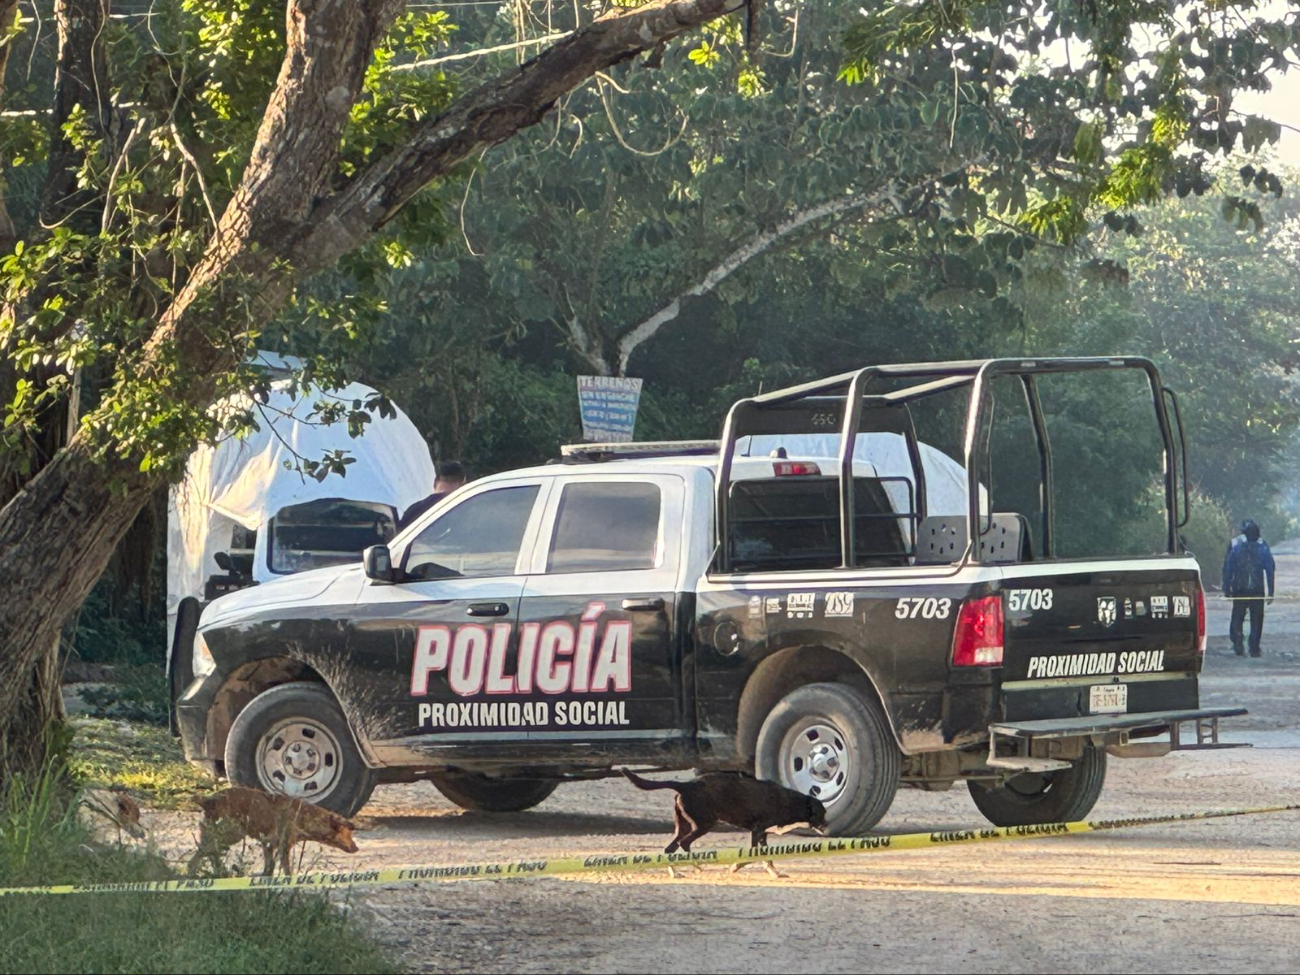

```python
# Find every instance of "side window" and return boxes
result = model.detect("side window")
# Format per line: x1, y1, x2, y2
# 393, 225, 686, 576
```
404, 485, 539, 581
547, 482, 661, 573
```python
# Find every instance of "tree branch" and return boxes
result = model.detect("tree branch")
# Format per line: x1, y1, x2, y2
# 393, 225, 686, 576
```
392, 31, 573, 71
145, 0, 406, 371
292, 0, 747, 274
612, 178, 930, 375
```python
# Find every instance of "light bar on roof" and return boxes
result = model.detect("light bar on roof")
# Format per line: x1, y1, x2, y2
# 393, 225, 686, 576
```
559, 440, 720, 461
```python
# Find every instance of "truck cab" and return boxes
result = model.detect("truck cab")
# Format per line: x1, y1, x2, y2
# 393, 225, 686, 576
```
176, 357, 1243, 831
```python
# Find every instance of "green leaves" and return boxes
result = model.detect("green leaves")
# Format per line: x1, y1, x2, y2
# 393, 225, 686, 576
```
1221, 195, 1264, 234
1072, 122, 1104, 168
840, 0, 982, 86
687, 41, 721, 67
1241, 116, 1282, 154
300, 450, 357, 483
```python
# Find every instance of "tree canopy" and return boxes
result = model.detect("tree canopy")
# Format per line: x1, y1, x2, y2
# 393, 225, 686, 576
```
1, 0, 1299, 778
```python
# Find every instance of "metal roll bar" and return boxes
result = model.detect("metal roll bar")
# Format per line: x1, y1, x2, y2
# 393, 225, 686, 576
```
714, 356, 1185, 572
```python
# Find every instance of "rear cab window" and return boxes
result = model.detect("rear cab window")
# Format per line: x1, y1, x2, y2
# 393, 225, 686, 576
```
728, 475, 907, 572
547, 481, 662, 573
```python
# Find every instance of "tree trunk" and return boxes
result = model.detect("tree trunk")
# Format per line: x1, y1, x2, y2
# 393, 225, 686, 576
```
0, 440, 147, 783
0, 0, 115, 774
0, 0, 22, 256
0, 635, 65, 778
0, 0, 745, 784
42, 0, 115, 225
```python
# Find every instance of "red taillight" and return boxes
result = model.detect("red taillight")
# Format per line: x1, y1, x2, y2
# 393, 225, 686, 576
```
1196, 586, 1206, 655
773, 460, 821, 476
952, 595, 1004, 667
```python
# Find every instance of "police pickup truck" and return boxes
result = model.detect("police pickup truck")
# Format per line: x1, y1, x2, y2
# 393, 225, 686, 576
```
175, 357, 1244, 832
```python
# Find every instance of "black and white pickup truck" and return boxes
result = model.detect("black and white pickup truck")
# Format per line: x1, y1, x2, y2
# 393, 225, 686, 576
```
175, 357, 1244, 831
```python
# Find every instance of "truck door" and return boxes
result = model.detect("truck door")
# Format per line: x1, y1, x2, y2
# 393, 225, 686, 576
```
516, 473, 690, 759
354, 478, 550, 746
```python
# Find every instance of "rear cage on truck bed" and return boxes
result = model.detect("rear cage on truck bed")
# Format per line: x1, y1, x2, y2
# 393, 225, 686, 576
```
714, 356, 1241, 762
715, 356, 1190, 569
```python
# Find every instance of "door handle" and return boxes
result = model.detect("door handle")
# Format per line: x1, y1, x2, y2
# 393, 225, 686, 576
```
621, 597, 664, 612
468, 602, 510, 617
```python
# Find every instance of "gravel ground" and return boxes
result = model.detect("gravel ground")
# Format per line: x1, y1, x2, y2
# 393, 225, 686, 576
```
138, 557, 1300, 974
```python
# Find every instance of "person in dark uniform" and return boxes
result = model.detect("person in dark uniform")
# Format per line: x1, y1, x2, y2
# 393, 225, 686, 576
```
398, 461, 467, 532
1222, 518, 1275, 657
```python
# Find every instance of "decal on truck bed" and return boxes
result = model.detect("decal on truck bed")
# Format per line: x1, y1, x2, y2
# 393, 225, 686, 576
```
1025, 650, 1166, 679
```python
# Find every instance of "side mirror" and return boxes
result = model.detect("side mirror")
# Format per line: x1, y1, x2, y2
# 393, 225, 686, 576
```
363, 544, 396, 584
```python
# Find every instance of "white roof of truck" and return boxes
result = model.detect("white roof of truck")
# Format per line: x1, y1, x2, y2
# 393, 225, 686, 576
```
501, 432, 978, 518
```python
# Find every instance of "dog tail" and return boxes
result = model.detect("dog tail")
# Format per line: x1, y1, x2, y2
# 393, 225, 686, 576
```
620, 769, 688, 792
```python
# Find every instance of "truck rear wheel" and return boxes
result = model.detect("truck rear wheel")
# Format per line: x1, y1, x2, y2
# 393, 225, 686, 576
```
755, 682, 901, 835
431, 773, 559, 812
968, 744, 1107, 827
224, 682, 378, 818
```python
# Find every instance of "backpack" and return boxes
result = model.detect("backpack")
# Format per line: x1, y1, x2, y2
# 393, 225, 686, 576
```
1231, 540, 1266, 594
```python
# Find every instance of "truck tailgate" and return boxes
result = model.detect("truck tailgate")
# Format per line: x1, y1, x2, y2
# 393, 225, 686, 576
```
998, 564, 1202, 722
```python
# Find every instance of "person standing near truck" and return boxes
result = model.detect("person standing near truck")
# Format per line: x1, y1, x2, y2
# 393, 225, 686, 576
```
398, 461, 467, 531
1223, 518, 1275, 657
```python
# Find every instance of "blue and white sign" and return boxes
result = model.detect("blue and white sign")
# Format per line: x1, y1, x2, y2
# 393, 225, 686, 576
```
577, 375, 643, 443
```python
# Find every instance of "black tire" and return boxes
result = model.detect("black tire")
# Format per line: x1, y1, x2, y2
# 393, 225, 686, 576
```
755, 682, 901, 835
968, 744, 1107, 827
224, 682, 378, 818
431, 773, 559, 812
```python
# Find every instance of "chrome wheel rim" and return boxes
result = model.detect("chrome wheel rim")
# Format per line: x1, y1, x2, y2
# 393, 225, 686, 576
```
779, 719, 851, 805
255, 718, 342, 800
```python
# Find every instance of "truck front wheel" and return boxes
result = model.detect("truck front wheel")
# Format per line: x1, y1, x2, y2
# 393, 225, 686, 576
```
967, 744, 1107, 827
224, 682, 378, 818
431, 773, 559, 812
755, 682, 901, 835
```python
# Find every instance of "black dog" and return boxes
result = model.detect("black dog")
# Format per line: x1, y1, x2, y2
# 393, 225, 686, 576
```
622, 769, 827, 872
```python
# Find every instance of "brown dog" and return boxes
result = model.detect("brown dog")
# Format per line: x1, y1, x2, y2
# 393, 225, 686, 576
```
622, 769, 827, 876
187, 787, 359, 876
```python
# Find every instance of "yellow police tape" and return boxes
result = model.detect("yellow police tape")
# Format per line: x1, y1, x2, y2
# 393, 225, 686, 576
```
1, 802, 1297, 898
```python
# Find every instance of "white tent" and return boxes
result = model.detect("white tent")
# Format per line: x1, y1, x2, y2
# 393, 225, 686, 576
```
167, 378, 435, 628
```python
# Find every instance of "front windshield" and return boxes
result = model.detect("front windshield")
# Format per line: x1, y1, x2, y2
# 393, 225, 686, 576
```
268, 498, 397, 574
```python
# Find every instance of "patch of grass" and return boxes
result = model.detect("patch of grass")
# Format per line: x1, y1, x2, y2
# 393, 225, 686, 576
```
68, 717, 219, 810
0, 765, 395, 974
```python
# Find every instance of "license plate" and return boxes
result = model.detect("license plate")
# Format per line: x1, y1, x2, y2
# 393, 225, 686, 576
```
1090, 683, 1128, 714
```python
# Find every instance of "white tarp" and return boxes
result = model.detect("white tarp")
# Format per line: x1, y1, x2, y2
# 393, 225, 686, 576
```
737, 432, 982, 518
167, 379, 434, 620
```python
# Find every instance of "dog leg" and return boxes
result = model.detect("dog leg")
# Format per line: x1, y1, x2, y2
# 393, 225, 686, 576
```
663, 800, 690, 854
188, 822, 226, 877
260, 840, 278, 877
676, 821, 713, 853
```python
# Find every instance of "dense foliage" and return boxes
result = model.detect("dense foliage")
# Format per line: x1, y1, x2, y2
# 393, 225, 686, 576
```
267, 0, 1300, 549
0, 0, 1295, 691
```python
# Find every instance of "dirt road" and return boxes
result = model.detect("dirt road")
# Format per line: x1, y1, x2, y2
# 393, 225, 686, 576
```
158, 560, 1300, 974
